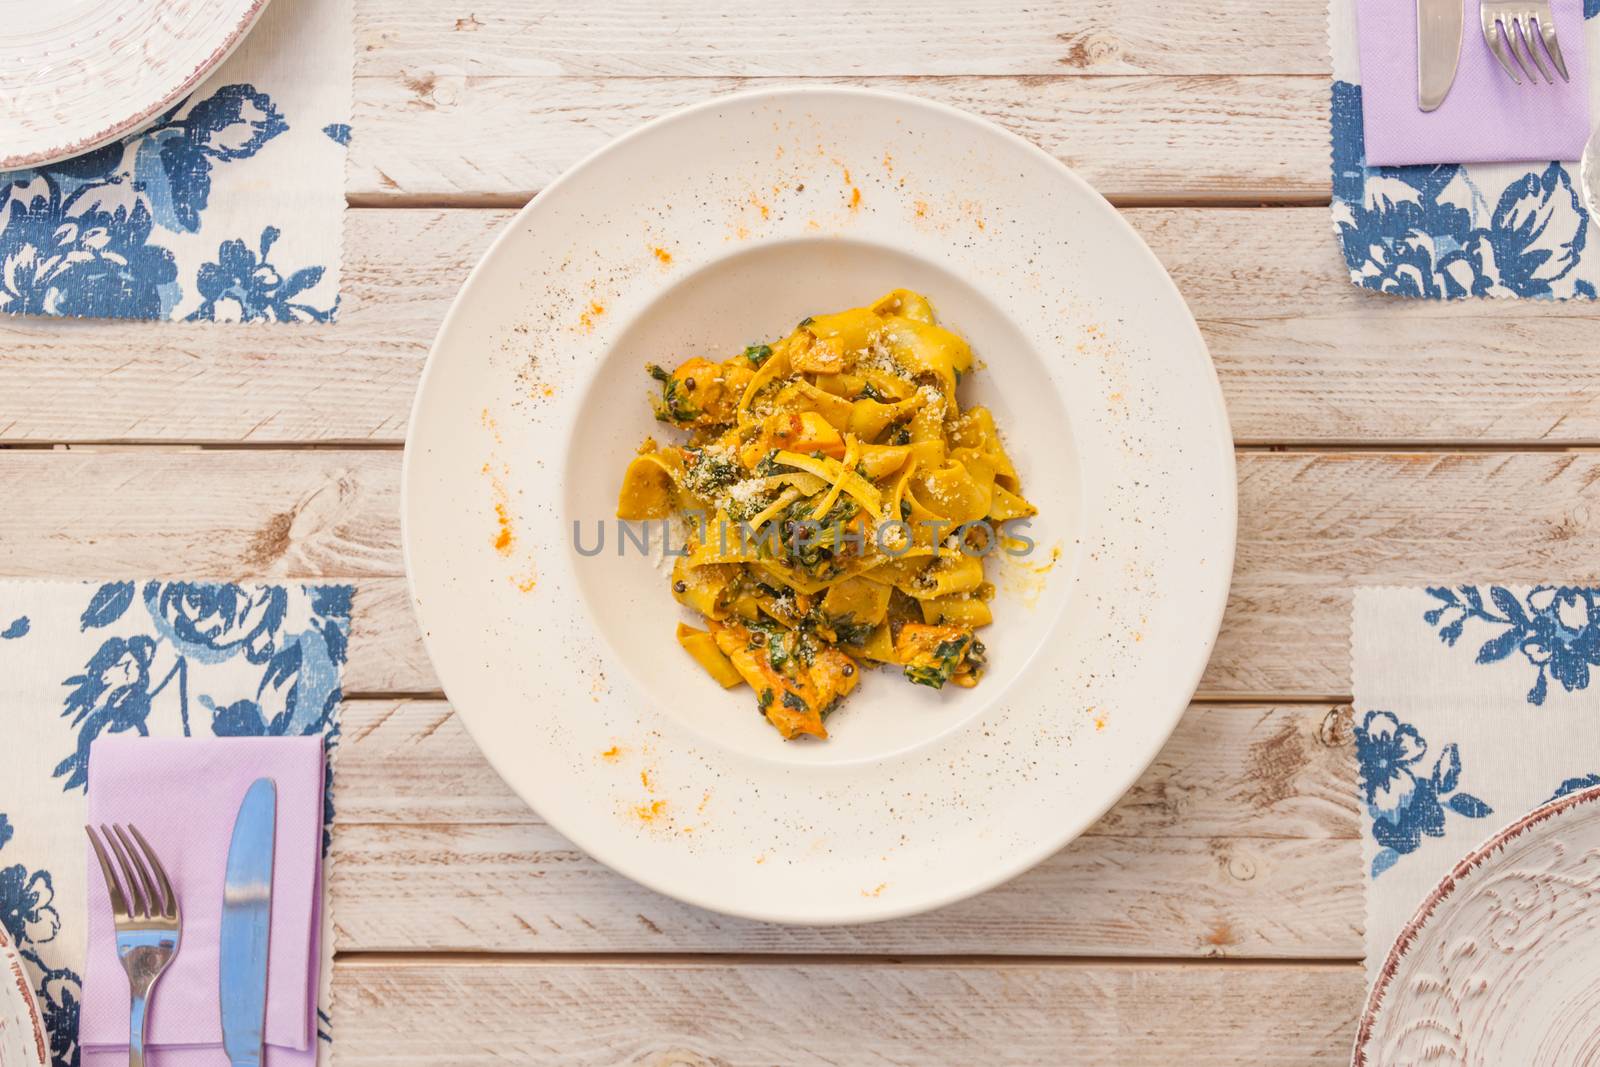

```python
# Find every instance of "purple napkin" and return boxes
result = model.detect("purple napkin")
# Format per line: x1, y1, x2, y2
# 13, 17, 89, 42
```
1357, 0, 1589, 165
79, 737, 324, 1065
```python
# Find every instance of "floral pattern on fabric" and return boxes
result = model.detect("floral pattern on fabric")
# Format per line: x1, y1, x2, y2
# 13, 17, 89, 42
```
52, 583, 349, 801
0, 82, 340, 323
1424, 585, 1600, 705
0, 814, 82, 1067
1550, 773, 1600, 802
1356, 586, 1600, 987
1356, 710, 1494, 878
1331, 80, 1593, 300
0, 581, 351, 1067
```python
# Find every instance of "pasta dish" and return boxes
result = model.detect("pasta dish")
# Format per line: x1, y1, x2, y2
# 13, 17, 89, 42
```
616, 290, 1036, 740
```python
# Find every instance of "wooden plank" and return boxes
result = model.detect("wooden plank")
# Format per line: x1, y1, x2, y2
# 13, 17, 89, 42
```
0, 449, 400, 577
329, 700, 1360, 957
332, 824, 1358, 957
332, 958, 1363, 1066
346, 578, 436, 695
0, 211, 503, 446
334, 700, 1354, 835
4, 448, 1599, 697
1132, 211, 1600, 447
1210, 451, 1600, 697
347, 75, 1328, 205
12, 209, 1600, 447
357, 0, 1328, 78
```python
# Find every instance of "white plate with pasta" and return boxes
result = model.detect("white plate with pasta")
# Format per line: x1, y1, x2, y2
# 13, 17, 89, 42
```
403, 87, 1236, 924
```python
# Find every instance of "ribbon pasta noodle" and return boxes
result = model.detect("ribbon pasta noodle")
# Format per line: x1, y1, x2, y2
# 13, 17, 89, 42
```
615, 290, 1037, 740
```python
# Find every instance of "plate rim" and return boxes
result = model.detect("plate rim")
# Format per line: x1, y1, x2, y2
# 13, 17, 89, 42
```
401, 84, 1238, 925
1352, 782, 1600, 1063
0, 927, 48, 1067
0, 0, 274, 172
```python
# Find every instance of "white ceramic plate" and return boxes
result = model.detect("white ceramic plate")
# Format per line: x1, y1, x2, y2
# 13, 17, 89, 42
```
1356, 785, 1600, 1065
0, 0, 271, 171
0, 929, 48, 1067
403, 87, 1236, 924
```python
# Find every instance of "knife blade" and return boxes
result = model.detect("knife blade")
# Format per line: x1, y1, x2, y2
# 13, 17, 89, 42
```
1417, 0, 1464, 111
220, 778, 276, 1067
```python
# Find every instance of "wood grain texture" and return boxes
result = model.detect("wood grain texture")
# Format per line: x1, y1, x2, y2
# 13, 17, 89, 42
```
347, 0, 1333, 202
329, 700, 1360, 957
1134, 211, 1600, 447
1213, 452, 1600, 696
332, 958, 1363, 1065
334, 701, 1355, 836
348, 75, 1326, 205
2, 448, 1596, 697
0, 449, 399, 577
357, 0, 1328, 77
11, 209, 1600, 447
0, 211, 500, 445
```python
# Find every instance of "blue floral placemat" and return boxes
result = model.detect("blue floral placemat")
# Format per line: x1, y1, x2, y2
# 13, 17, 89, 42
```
1331, 0, 1599, 298
0, 0, 351, 322
0, 581, 351, 1067
1354, 585, 1600, 986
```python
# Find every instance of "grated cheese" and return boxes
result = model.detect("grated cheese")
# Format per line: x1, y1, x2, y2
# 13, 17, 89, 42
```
726, 478, 770, 507
856, 335, 904, 376
717, 475, 777, 518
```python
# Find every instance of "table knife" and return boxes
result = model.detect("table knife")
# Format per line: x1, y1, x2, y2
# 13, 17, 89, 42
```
1417, 0, 1464, 110
220, 778, 276, 1067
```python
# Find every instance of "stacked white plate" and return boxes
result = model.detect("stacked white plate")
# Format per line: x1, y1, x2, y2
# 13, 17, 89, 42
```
1, 0, 270, 170
0, 929, 47, 1067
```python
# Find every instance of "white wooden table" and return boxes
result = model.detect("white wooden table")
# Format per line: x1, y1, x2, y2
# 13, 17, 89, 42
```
7, 2, 1596, 1061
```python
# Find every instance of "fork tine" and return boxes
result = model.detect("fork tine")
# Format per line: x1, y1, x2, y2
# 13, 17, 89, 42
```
85, 826, 131, 919
1535, 14, 1570, 81
127, 825, 177, 920
1515, 16, 1554, 82
1505, 17, 1540, 82
101, 823, 148, 918
113, 825, 162, 920
1486, 17, 1525, 83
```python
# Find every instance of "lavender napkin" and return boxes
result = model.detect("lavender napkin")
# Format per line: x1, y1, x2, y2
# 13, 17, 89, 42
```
79, 737, 325, 1065
1356, 0, 1589, 165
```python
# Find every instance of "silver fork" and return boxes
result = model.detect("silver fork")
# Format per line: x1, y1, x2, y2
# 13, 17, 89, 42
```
1482, 0, 1570, 84
85, 825, 181, 1067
